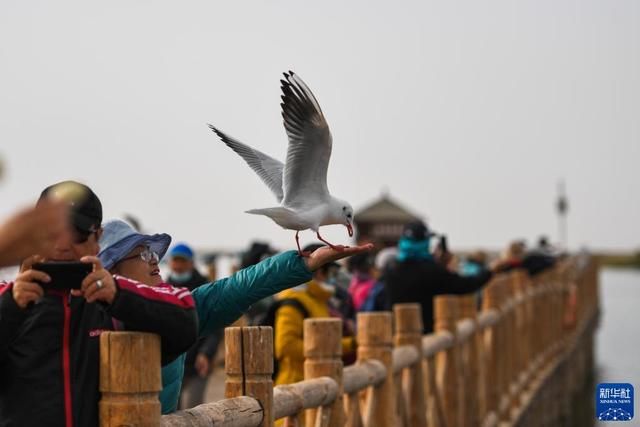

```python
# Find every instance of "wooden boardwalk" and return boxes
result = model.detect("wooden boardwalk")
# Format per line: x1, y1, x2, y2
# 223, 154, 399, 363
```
100, 255, 599, 427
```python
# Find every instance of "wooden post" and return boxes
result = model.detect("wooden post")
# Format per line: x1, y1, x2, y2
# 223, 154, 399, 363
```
393, 303, 427, 427
543, 275, 553, 366
512, 272, 529, 379
459, 295, 480, 427
513, 270, 534, 417
357, 312, 395, 427
244, 327, 274, 427
225, 327, 244, 398
423, 353, 447, 427
481, 279, 504, 420
502, 276, 516, 420
497, 279, 512, 422
531, 277, 543, 369
523, 275, 535, 384
99, 332, 161, 427
225, 326, 274, 427
304, 318, 345, 427
434, 295, 461, 427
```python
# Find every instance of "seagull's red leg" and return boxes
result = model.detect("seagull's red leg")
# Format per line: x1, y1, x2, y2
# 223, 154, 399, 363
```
295, 231, 311, 257
316, 231, 345, 251
295, 231, 303, 255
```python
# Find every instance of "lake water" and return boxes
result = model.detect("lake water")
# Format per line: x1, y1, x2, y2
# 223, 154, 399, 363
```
596, 268, 640, 385
595, 268, 640, 425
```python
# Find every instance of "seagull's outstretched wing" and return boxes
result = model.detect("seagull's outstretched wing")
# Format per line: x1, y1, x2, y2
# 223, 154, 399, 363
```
209, 125, 285, 202
280, 71, 332, 208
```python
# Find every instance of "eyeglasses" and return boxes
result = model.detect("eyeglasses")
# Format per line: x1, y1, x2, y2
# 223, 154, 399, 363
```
120, 248, 160, 264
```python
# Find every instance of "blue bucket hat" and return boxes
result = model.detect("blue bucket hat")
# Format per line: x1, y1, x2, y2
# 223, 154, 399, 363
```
98, 219, 171, 270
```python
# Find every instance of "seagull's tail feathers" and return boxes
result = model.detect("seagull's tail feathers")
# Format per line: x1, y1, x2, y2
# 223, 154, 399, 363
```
245, 207, 298, 230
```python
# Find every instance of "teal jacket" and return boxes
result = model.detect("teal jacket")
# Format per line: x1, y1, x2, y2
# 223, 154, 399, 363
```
160, 250, 312, 413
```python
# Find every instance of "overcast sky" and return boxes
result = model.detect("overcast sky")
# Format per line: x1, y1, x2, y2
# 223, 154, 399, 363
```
0, 0, 638, 253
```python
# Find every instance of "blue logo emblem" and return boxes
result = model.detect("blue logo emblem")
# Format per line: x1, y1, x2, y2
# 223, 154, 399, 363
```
596, 383, 634, 421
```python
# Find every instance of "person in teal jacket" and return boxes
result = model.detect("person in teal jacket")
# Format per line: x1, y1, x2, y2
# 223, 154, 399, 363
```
98, 219, 372, 413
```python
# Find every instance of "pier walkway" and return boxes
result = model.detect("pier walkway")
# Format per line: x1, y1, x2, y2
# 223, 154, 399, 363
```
99, 255, 599, 427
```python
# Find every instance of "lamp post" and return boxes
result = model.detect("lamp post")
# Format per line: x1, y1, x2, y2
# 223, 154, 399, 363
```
556, 180, 569, 249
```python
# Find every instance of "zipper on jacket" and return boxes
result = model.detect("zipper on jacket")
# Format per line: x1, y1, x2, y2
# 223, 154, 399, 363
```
62, 292, 73, 427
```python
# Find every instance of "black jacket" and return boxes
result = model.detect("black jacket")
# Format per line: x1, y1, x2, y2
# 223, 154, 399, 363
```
385, 259, 492, 333
522, 252, 557, 276
0, 276, 198, 427
167, 269, 221, 378
166, 269, 209, 292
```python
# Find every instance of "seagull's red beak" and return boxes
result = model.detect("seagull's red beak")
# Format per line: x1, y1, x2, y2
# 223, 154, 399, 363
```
346, 223, 354, 237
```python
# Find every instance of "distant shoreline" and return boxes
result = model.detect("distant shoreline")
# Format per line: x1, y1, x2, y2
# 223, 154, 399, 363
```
596, 254, 640, 269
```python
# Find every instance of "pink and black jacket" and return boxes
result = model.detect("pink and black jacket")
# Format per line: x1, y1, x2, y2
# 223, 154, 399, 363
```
0, 276, 197, 427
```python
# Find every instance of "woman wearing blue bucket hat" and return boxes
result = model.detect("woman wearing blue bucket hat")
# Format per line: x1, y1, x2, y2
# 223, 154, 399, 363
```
99, 220, 171, 283
99, 219, 373, 414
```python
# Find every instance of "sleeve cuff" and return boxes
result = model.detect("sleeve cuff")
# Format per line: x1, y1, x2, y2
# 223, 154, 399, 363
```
289, 250, 313, 277
100, 276, 121, 314
0, 284, 29, 325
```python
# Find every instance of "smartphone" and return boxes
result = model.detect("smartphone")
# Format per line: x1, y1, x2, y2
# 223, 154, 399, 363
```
32, 262, 92, 291
439, 235, 448, 253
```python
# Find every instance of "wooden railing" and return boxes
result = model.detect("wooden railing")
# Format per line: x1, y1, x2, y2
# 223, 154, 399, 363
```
100, 255, 599, 427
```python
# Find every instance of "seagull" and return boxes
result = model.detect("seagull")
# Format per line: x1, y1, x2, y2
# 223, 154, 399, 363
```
208, 71, 354, 255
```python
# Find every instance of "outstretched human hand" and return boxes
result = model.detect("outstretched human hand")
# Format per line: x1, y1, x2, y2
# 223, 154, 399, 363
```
0, 201, 67, 268
303, 243, 374, 272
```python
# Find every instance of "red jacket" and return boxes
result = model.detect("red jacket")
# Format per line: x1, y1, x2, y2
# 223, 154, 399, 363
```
348, 274, 376, 311
0, 276, 197, 427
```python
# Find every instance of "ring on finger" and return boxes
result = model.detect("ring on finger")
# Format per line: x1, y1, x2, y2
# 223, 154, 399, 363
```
96, 279, 104, 290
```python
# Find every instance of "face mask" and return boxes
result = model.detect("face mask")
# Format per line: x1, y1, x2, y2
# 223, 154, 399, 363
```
318, 281, 336, 294
293, 283, 307, 291
171, 271, 193, 283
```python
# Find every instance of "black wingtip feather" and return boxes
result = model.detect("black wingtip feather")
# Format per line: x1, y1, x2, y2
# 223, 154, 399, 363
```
207, 124, 230, 144
207, 124, 222, 136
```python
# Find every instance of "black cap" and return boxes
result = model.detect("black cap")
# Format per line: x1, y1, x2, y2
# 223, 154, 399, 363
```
347, 252, 373, 273
39, 181, 102, 233
240, 241, 275, 269
202, 253, 218, 266
402, 220, 432, 241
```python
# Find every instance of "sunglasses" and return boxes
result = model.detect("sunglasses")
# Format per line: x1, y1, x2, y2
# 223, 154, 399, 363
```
120, 248, 160, 264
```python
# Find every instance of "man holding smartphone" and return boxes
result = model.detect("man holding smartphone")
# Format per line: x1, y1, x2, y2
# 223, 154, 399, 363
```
0, 181, 198, 427
385, 221, 494, 334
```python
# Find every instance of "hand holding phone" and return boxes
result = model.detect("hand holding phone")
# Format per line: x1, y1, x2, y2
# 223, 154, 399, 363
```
12, 256, 49, 309
439, 235, 448, 254
72, 256, 118, 305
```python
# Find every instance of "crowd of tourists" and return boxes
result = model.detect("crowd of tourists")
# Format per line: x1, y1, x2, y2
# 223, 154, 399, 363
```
0, 180, 559, 426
